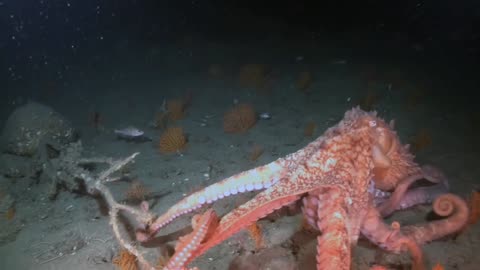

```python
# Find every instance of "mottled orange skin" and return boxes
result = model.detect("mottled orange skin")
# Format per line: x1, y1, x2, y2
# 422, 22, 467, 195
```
143, 107, 469, 270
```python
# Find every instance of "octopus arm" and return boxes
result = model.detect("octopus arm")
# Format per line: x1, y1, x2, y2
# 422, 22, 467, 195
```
361, 205, 425, 270
186, 194, 299, 264
401, 193, 469, 245
142, 160, 286, 240
378, 165, 450, 217
164, 209, 219, 270
181, 179, 315, 266
394, 182, 449, 211
378, 172, 425, 216
313, 187, 352, 270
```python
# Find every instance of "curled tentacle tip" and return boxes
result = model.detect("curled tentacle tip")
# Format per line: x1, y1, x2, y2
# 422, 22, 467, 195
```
390, 221, 401, 230
433, 194, 455, 217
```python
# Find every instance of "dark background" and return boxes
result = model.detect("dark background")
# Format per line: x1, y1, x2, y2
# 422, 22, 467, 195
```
1, 0, 479, 100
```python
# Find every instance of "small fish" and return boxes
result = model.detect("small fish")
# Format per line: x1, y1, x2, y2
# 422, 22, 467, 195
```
114, 126, 151, 142
258, 112, 272, 120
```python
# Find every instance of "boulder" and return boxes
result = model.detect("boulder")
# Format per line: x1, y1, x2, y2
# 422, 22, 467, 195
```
0, 102, 76, 156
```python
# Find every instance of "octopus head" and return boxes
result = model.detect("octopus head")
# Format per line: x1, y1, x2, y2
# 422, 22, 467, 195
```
340, 107, 421, 191
368, 118, 420, 191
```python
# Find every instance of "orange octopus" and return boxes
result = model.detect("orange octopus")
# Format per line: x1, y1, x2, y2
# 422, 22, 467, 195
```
137, 107, 469, 270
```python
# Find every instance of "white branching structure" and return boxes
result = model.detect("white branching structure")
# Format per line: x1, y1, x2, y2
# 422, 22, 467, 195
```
39, 141, 156, 269
40, 141, 174, 269
79, 152, 157, 270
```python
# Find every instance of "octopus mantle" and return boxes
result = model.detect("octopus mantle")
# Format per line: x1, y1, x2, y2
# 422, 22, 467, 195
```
137, 107, 469, 270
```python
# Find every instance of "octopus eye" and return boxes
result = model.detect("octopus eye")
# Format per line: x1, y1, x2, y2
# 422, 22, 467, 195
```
376, 129, 394, 154
368, 120, 377, 127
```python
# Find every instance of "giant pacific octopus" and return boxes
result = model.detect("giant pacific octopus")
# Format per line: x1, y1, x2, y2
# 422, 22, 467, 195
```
137, 107, 469, 270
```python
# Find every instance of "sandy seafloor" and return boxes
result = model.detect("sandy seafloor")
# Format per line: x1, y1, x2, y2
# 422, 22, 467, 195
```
0, 36, 479, 270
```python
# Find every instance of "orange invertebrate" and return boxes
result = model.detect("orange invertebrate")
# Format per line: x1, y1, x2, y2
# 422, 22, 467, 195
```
296, 71, 313, 93
431, 263, 444, 270
249, 144, 264, 161
154, 111, 169, 130
125, 181, 150, 203
247, 222, 265, 250
359, 89, 380, 111
113, 249, 138, 270
304, 121, 316, 137
223, 103, 257, 133
238, 64, 270, 91
5, 207, 15, 220
167, 99, 187, 121
409, 129, 432, 153
158, 127, 187, 154
467, 190, 480, 225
